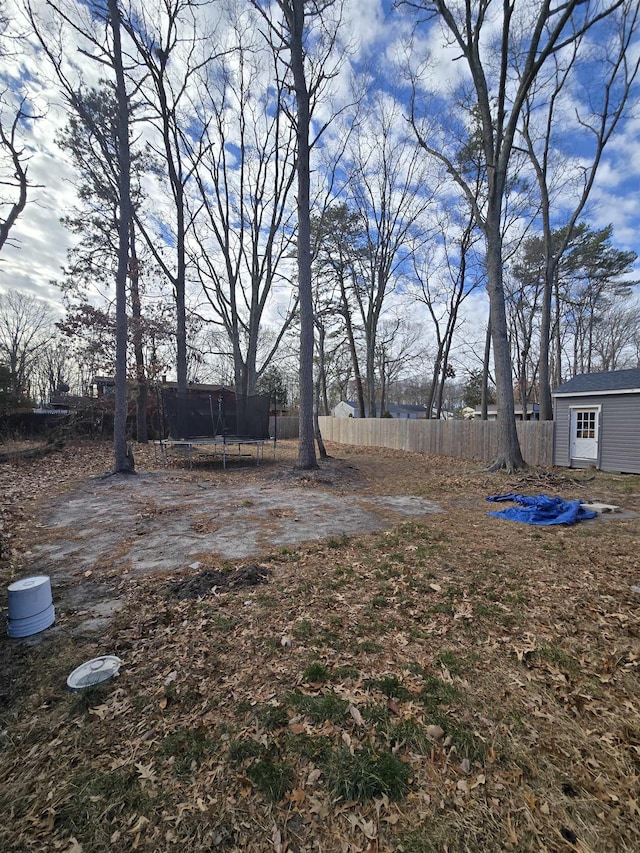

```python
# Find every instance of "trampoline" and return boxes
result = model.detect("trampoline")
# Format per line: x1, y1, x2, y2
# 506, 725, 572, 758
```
154, 388, 275, 469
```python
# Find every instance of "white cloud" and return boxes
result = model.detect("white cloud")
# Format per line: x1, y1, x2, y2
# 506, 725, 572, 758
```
2, 0, 639, 387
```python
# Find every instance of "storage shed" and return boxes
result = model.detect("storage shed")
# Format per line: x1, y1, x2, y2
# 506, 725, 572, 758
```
552, 368, 640, 473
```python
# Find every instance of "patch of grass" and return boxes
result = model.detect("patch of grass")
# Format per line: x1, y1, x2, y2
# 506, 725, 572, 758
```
377, 563, 402, 579
285, 732, 333, 763
357, 640, 383, 654
56, 769, 155, 844
228, 738, 265, 766
159, 726, 219, 776
435, 650, 464, 675
212, 614, 238, 631
333, 664, 360, 680
278, 547, 300, 561
387, 719, 432, 754
333, 564, 355, 579
426, 601, 452, 615
326, 533, 349, 548
323, 745, 410, 802
292, 619, 314, 640
446, 719, 488, 763
474, 601, 503, 618
235, 699, 254, 716
355, 620, 383, 638
362, 702, 392, 727
67, 682, 112, 716
502, 591, 528, 607
419, 674, 460, 712
288, 691, 349, 724
365, 675, 412, 701
246, 758, 294, 802
370, 595, 390, 608
316, 627, 344, 650
256, 703, 290, 730
533, 644, 581, 675
303, 661, 330, 683
398, 827, 453, 853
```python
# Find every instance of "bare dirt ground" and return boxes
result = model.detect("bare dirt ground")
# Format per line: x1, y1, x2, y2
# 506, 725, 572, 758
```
0, 438, 639, 853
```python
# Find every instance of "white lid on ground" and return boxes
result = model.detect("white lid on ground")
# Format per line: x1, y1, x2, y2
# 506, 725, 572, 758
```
67, 656, 122, 691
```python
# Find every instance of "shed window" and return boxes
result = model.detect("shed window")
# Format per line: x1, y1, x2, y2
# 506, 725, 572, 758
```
576, 410, 596, 439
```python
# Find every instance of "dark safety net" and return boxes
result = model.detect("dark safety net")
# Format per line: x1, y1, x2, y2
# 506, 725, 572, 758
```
161, 389, 271, 441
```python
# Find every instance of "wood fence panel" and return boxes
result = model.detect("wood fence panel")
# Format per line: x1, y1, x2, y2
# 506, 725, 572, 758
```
317, 416, 554, 467
271, 416, 299, 440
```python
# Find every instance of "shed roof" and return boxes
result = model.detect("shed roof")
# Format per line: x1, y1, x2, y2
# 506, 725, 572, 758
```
553, 368, 640, 397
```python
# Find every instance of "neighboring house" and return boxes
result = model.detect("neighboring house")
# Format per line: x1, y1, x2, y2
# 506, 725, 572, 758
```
552, 368, 640, 474
332, 401, 362, 418
472, 403, 540, 421
332, 401, 429, 419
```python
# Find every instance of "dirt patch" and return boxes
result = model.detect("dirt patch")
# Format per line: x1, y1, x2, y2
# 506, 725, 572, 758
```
15, 463, 442, 606
170, 563, 270, 599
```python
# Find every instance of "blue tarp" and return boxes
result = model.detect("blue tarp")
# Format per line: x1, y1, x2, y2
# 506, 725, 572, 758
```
486, 494, 598, 526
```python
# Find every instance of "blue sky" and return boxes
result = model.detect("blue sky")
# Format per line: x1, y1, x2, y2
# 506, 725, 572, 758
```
1, 0, 640, 368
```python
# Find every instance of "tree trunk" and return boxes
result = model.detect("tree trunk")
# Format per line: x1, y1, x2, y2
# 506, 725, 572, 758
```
288, 0, 317, 470
129, 224, 148, 443
481, 319, 491, 420
486, 225, 525, 472
314, 324, 328, 459
340, 279, 365, 417
366, 342, 377, 418
109, 0, 134, 474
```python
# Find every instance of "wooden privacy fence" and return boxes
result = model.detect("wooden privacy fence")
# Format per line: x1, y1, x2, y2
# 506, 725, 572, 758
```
271, 416, 300, 440
317, 416, 555, 467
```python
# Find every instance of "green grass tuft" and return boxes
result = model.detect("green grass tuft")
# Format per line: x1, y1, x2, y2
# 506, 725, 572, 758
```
256, 703, 290, 730
288, 691, 349, 724
159, 726, 219, 776
303, 661, 330, 682
246, 758, 294, 802
324, 746, 410, 802
365, 675, 412, 701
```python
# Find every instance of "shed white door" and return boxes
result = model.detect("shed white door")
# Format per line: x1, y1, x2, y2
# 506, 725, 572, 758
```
570, 407, 600, 462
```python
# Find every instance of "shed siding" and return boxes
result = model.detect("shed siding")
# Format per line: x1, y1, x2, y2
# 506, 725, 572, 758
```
553, 399, 571, 467
600, 394, 640, 473
553, 393, 640, 473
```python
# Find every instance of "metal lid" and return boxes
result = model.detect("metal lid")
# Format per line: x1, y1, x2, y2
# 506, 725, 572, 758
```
67, 656, 122, 691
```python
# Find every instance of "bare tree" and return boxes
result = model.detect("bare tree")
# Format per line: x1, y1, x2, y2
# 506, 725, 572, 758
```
0, 289, 53, 401
27, 0, 135, 472
0, 5, 39, 253
505, 248, 543, 417
311, 204, 367, 417
404, 0, 629, 470
190, 5, 298, 400
347, 92, 434, 416
374, 317, 426, 416
55, 85, 152, 442
590, 298, 640, 371
519, 0, 640, 418
411, 206, 484, 419
123, 0, 228, 416
249, 0, 347, 469
0, 97, 31, 253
